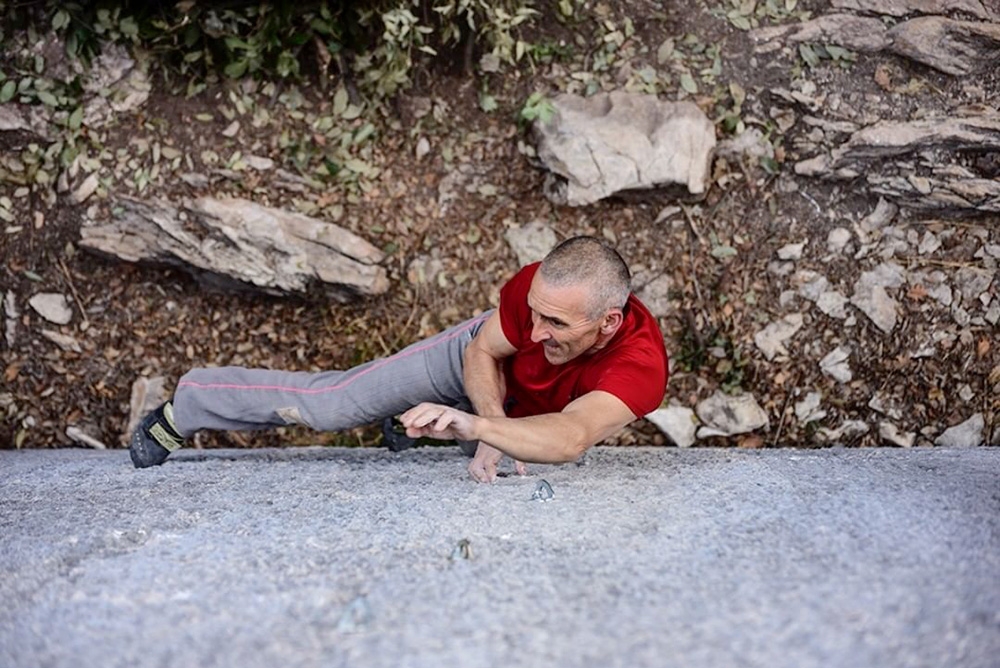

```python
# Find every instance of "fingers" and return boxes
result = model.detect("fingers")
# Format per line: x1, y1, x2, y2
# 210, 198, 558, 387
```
467, 458, 496, 484
514, 459, 527, 476
400, 403, 458, 439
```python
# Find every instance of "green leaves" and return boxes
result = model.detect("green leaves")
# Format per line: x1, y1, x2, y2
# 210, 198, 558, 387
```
0, 80, 15, 103
519, 92, 555, 125
479, 92, 498, 113
680, 72, 698, 94
52, 10, 71, 31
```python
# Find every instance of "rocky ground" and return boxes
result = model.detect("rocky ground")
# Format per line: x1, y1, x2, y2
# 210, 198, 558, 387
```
1, 0, 998, 451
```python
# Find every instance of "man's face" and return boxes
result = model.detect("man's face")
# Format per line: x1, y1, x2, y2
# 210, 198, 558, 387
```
526, 273, 608, 365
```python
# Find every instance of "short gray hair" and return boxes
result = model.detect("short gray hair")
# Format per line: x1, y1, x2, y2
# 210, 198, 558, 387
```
539, 236, 631, 319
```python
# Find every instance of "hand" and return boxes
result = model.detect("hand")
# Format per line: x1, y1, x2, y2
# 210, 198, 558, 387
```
468, 442, 528, 484
400, 403, 478, 442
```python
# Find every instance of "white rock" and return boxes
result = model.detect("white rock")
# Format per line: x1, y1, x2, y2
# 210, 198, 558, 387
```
934, 413, 985, 447
753, 313, 804, 361
245, 155, 275, 171
820, 346, 853, 383
125, 376, 169, 446
851, 263, 906, 333
795, 392, 827, 423
716, 127, 774, 160
860, 197, 897, 232
918, 231, 941, 255
415, 136, 431, 161
504, 221, 557, 267
654, 205, 681, 223
827, 227, 852, 253
29, 293, 72, 325
954, 267, 994, 306
645, 405, 698, 448
816, 290, 849, 319
66, 426, 107, 449
406, 255, 445, 285
817, 419, 869, 444
41, 329, 82, 353
793, 270, 830, 302
221, 120, 240, 138
777, 241, 806, 261
879, 421, 915, 447
634, 273, 673, 318
3, 290, 16, 348
779, 290, 798, 308
868, 392, 903, 420
70, 173, 100, 204
696, 391, 770, 437
985, 302, 1000, 325
768, 261, 795, 277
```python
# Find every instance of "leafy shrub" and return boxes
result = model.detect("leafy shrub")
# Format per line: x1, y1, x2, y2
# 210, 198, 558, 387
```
0, 0, 540, 101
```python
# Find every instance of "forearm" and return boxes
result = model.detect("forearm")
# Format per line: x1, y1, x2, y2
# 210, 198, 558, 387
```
470, 412, 590, 464
463, 344, 506, 418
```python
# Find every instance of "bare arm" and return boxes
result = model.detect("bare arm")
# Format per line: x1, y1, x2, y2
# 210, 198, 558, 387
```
462, 310, 516, 419
401, 390, 638, 464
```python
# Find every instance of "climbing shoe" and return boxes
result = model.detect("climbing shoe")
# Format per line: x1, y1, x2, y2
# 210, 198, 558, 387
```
129, 401, 184, 468
382, 416, 419, 452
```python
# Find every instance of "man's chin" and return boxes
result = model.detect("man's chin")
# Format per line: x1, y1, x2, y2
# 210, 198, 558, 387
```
542, 347, 570, 365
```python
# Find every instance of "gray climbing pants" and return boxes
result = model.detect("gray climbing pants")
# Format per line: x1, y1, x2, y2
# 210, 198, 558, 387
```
171, 311, 491, 438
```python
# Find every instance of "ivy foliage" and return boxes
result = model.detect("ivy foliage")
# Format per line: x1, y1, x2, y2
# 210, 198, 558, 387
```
0, 0, 539, 100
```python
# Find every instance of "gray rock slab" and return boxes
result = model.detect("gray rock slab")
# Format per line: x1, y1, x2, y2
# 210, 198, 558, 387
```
533, 92, 715, 205
831, 0, 995, 20
79, 196, 389, 301
1, 447, 998, 668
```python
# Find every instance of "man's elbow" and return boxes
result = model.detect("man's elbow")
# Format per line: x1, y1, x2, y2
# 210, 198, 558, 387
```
555, 433, 592, 463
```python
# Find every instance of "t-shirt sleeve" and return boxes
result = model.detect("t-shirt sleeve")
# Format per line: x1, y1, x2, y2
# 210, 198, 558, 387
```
592, 349, 668, 418
498, 263, 539, 349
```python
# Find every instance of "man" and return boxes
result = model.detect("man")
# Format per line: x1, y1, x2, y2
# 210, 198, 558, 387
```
130, 236, 669, 483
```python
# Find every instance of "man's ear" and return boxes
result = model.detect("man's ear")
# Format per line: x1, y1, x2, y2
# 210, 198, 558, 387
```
601, 309, 624, 334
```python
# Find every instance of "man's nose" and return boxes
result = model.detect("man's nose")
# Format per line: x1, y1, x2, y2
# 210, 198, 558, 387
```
530, 320, 550, 343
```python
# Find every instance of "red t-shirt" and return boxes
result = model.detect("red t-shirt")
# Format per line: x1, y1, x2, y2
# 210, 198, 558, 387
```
498, 263, 668, 419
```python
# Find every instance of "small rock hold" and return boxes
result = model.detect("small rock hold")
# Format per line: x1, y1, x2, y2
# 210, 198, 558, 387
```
29, 293, 73, 325
531, 480, 555, 501
336, 596, 373, 633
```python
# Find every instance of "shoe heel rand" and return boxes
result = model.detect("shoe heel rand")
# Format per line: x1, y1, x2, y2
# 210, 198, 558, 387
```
148, 423, 183, 452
